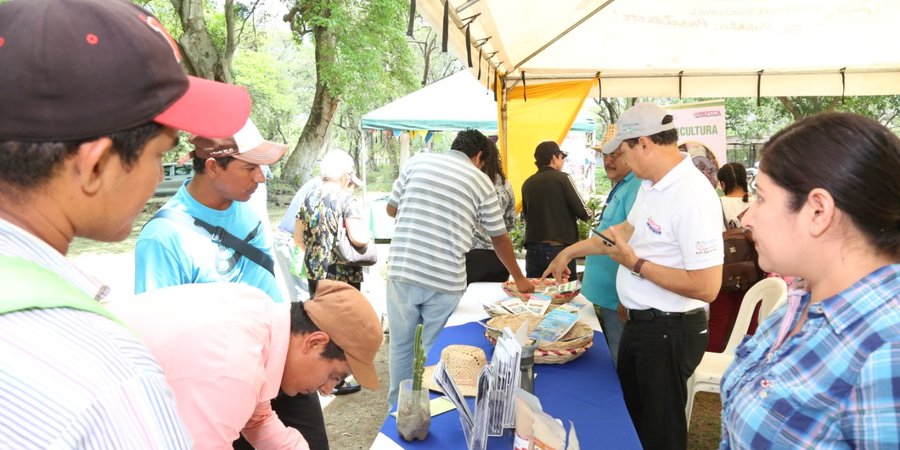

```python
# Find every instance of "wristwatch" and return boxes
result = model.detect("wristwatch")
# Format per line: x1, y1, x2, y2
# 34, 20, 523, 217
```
631, 258, 647, 279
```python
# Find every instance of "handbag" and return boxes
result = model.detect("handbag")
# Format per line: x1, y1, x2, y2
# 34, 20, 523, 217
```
333, 217, 377, 266
720, 208, 763, 292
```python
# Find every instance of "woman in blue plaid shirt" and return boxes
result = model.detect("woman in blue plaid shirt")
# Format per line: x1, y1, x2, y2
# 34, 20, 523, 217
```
719, 112, 899, 449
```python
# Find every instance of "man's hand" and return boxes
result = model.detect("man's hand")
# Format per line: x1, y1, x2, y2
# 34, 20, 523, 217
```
605, 227, 638, 269
515, 276, 535, 294
541, 252, 572, 283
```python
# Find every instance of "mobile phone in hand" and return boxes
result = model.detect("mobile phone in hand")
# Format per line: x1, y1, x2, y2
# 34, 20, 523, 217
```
591, 228, 616, 247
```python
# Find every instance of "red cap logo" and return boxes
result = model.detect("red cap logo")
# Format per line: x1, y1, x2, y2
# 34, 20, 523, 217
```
140, 14, 181, 63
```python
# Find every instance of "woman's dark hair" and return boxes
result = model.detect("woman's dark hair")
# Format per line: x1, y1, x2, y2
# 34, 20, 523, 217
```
761, 111, 900, 258
0, 122, 163, 192
717, 162, 749, 202
450, 129, 488, 158
290, 302, 347, 361
192, 155, 235, 174
480, 137, 506, 183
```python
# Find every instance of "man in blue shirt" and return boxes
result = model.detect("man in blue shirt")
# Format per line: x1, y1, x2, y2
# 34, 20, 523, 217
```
580, 145, 641, 364
135, 119, 286, 301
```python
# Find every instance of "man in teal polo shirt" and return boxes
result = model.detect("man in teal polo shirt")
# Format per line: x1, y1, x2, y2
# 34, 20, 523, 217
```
581, 145, 641, 364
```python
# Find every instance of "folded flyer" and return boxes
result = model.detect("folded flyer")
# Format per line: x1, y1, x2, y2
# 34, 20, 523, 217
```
528, 307, 579, 342
498, 297, 529, 315
525, 294, 552, 316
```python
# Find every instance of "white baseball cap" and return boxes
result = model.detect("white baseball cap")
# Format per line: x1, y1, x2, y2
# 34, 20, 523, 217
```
600, 103, 676, 154
189, 118, 288, 165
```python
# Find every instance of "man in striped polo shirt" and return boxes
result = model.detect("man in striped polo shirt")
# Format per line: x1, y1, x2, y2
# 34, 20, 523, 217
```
384, 129, 533, 405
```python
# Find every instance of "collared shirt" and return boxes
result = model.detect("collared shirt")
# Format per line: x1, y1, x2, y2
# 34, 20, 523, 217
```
617, 154, 723, 312
581, 171, 641, 309
109, 282, 303, 450
720, 264, 900, 449
0, 217, 192, 449
387, 150, 505, 293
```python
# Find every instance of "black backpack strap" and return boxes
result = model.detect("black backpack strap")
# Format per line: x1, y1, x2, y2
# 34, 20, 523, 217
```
148, 208, 275, 275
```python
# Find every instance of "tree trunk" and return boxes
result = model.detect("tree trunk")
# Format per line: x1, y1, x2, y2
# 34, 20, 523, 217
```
281, 25, 341, 184
170, 0, 234, 83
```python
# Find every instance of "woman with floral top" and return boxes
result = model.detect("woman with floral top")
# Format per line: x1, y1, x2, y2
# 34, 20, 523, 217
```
719, 112, 899, 449
296, 150, 371, 297
465, 137, 516, 284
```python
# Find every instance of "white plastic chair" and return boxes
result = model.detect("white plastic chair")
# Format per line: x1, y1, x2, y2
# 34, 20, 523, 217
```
685, 277, 788, 428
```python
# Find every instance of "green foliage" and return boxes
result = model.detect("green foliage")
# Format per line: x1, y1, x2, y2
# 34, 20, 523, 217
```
135, 0, 182, 35
509, 219, 525, 254
411, 324, 425, 391
366, 163, 397, 193
576, 193, 606, 242
233, 32, 315, 145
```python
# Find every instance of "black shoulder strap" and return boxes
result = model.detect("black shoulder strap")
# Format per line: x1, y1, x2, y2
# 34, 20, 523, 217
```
148, 208, 275, 275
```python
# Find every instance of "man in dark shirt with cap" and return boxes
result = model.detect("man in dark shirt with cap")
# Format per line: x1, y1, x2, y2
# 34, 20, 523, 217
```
520, 141, 590, 279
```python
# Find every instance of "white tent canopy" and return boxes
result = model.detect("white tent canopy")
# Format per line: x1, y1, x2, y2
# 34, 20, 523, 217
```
361, 70, 594, 132
415, 0, 900, 97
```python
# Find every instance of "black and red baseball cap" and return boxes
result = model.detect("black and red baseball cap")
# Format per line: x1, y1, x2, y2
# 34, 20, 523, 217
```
0, 0, 251, 142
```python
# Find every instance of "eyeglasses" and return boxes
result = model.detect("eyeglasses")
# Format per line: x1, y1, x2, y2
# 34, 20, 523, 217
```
603, 151, 622, 161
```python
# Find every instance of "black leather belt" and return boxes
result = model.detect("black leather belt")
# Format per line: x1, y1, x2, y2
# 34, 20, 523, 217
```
626, 307, 705, 322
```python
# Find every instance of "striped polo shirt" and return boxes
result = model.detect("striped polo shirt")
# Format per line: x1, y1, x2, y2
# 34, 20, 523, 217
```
387, 150, 506, 293
0, 218, 192, 449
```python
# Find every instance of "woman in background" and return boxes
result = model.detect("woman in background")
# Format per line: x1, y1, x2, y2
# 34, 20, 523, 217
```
465, 137, 516, 284
296, 150, 370, 297
719, 112, 899, 448
707, 162, 755, 352
718, 162, 752, 228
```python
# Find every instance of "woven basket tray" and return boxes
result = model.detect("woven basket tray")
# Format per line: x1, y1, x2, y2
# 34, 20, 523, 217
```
484, 314, 593, 364
502, 279, 580, 305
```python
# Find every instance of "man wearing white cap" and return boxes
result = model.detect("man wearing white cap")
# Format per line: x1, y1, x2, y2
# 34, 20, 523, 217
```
134, 118, 288, 301
544, 103, 723, 450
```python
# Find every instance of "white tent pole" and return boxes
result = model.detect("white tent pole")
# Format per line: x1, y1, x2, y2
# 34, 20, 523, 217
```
399, 131, 410, 171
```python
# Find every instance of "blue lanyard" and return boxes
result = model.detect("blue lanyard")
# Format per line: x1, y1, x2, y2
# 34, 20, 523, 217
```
596, 179, 626, 227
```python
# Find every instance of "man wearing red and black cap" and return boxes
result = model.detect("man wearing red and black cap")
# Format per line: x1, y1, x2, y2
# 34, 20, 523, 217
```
0, 0, 250, 447
520, 141, 590, 279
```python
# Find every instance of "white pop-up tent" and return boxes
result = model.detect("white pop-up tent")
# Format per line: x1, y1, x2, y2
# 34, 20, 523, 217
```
414, 0, 900, 97
361, 70, 594, 132
411, 0, 900, 206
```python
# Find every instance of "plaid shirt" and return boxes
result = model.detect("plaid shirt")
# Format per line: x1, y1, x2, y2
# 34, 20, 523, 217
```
720, 264, 899, 449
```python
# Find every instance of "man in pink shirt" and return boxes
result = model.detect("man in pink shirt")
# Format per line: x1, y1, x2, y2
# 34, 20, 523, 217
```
109, 280, 383, 449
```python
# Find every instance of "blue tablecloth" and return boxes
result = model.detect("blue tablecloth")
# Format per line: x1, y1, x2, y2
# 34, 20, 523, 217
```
378, 321, 640, 449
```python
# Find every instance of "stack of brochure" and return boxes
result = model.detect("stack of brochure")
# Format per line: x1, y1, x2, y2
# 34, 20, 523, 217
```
432, 326, 526, 449
541, 280, 581, 295
490, 295, 552, 316
488, 328, 523, 436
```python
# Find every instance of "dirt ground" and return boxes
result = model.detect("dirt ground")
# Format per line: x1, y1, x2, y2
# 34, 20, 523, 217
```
70, 190, 724, 450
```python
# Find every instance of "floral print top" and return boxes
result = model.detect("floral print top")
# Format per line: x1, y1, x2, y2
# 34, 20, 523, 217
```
296, 183, 363, 283
471, 177, 516, 250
